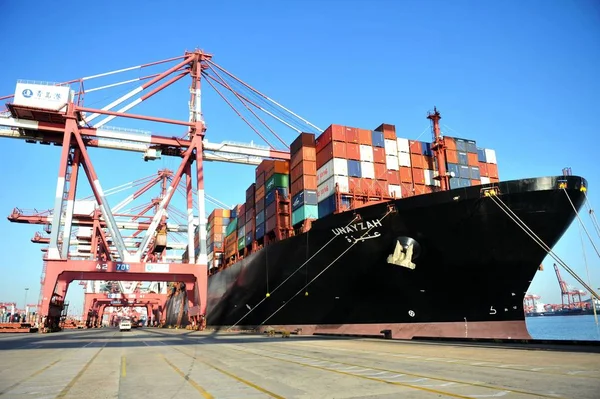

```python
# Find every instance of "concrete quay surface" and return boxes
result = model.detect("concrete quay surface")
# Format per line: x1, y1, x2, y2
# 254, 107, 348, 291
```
0, 328, 598, 398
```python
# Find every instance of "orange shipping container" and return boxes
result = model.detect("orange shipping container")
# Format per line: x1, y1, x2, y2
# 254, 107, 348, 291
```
291, 174, 318, 194
291, 146, 316, 169
487, 163, 499, 179
490, 177, 500, 183
372, 147, 386, 164
210, 233, 223, 243
267, 160, 290, 175
256, 171, 265, 187
467, 152, 478, 167
410, 153, 426, 169
374, 162, 387, 181
399, 167, 413, 183
256, 160, 274, 179
401, 185, 413, 198
348, 177, 375, 194
358, 129, 372, 145
316, 141, 347, 169
412, 168, 425, 184
373, 180, 389, 196
291, 160, 317, 178
383, 130, 396, 140
345, 143, 360, 161
414, 184, 433, 195
444, 136, 457, 151
446, 149, 458, 164
471, 179, 481, 186
344, 127, 359, 143
424, 156, 434, 169
409, 140, 422, 154
478, 162, 489, 177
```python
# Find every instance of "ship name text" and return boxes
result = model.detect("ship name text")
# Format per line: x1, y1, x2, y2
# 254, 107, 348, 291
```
332, 219, 382, 236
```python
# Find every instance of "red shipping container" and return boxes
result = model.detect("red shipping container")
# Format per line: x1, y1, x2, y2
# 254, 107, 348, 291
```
386, 170, 400, 185
444, 137, 457, 151
487, 163, 499, 178
358, 129, 372, 145
467, 152, 478, 167
348, 177, 374, 194
256, 160, 274, 179
345, 143, 360, 160
424, 156, 434, 169
373, 180, 389, 196
328, 124, 346, 142
383, 130, 396, 140
265, 215, 276, 232
372, 147, 386, 164
256, 198, 265, 213
401, 184, 413, 198
414, 184, 433, 195
409, 140, 422, 154
478, 162, 489, 177
412, 168, 425, 184
316, 141, 347, 169
265, 201, 277, 219
267, 160, 290, 176
255, 185, 265, 200
446, 149, 458, 164
399, 167, 412, 183
410, 154, 426, 169
344, 127, 359, 143
374, 163, 387, 181
291, 174, 318, 194
490, 177, 500, 183
471, 179, 481, 186
256, 171, 265, 187
291, 147, 316, 169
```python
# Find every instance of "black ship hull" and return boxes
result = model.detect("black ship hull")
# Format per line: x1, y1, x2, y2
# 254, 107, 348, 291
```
206, 175, 587, 339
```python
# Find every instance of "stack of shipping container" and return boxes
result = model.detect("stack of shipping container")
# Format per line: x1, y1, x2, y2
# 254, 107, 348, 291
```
190, 123, 499, 273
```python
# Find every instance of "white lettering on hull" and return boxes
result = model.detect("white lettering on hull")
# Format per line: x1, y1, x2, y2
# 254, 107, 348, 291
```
332, 219, 383, 244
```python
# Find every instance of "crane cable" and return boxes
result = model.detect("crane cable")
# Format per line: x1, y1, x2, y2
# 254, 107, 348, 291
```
562, 188, 600, 260
486, 191, 600, 302
583, 191, 600, 240
577, 221, 599, 331
227, 213, 362, 329
259, 207, 394, 326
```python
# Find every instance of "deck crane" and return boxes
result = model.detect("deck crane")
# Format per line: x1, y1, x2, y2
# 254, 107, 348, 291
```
0, 48, 321, 329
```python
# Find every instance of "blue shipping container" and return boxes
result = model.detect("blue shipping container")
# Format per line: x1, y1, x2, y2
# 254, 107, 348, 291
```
292, 204, 319, 226
265, 187, 289, 206
466, 141, 477, 154
470, 166, 480, 179
459, 178, 471, 188
208, 243, 215, 253
459, 165, 470, 179
421, 142, 433, 157
292, 190, 318, 211
449, 177, 461, 189
456, 139, 467, 152
256, 210, 265, 225
255, 223, 265, 240
371, 131, 385, 148
458, 151, 468, 165
318, 195, 336, 218
347, 160, 362, 177
447, 163, 460, 178
246, 231, 253, 246
477, 148, 487, 163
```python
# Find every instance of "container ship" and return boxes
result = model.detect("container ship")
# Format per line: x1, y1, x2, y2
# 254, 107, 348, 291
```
192, 108, 587, 340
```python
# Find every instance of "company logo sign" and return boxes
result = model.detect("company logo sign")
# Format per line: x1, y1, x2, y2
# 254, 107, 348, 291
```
22, 89, 33, 98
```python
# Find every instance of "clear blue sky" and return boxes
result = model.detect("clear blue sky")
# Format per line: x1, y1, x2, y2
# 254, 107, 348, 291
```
0, 0, 598, 316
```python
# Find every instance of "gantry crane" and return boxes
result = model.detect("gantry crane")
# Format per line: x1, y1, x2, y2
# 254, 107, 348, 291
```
0, 48, 320, 330
553, 263, 588, 309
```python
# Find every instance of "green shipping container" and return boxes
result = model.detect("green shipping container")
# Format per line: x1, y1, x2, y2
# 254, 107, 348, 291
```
265, 173, 289, 192
225, 218, 238, 237
237, 236, 245, 250
292, 204, 319, 226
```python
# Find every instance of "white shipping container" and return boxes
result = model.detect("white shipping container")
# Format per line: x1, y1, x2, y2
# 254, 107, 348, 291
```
384, 139, 397, 155
317, 158, 348, 185
76, 227, 92, 239
396, 137, 410, 153
360, 161, 375, 179
317, 175, 349, 202
424, 169, 433, 186
359, 144, 374, 162
484, 149, 497, 164
388, 184, 402, 198
73, 200, 96, 216
14, 82, 73, 111
398, 152, 411, 167
385, 155, 399, 170
481, 176, 491, 184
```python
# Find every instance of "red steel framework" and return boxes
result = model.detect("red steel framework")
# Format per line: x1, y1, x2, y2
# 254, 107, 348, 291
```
0, 49, 317, 330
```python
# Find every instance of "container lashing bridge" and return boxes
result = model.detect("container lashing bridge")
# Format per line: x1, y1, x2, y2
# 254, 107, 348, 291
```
0, 48, 320, 330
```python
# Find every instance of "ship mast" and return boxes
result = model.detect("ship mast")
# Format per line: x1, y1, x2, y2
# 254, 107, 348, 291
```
428, 107, 450, 191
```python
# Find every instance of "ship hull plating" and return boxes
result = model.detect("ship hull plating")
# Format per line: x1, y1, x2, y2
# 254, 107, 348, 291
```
206, 176, 587, 339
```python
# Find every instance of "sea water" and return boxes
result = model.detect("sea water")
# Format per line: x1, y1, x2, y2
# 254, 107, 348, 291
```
526, 314, 600, 341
